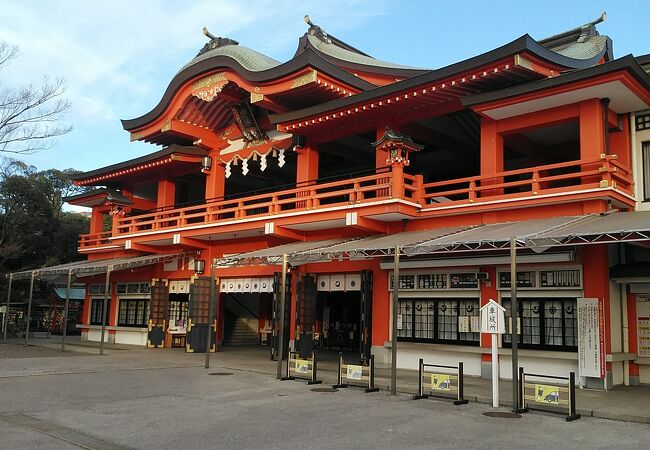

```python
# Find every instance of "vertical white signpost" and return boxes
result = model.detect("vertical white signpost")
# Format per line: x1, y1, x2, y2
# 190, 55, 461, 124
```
481, 299, 506, 408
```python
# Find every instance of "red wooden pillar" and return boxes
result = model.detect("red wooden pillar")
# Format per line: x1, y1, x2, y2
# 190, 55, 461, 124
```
582, 244, 611, 385
295, 141, 318, 210
90, 209, 104, 235
579, 99, 606, 159
480, 117, 504, 197
371, 267, 389, 348
610, 114, 631, 168
579, 99, 606, 189
205, 163, 226, 200
157, 179, 176, 209
296, 142, 319, 186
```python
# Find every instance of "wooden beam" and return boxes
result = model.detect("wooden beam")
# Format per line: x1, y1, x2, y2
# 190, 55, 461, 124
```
161, 119, 225, 144
263, 222, 304, 241
345, 213, 388, 234
250, 93, 289, 113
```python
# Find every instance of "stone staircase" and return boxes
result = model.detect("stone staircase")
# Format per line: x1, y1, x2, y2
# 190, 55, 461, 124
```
224, 315, 259, 346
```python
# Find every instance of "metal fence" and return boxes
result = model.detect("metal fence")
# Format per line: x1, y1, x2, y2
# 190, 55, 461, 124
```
332, 353, 379, 393
282, 351, 322, 385
518, 367, 580, 421
413, 359, 468, 405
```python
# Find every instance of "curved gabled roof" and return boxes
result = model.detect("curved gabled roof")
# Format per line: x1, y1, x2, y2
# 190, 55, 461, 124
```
123, 16, 613, 133
294, 33, 428, 77
271, 33, 612, 126
539, 12, 613, 62
178, 44, 281, 74
121, 45, 377, 131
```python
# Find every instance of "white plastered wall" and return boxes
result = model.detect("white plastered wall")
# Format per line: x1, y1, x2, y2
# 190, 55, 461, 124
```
632, 110, 650, 210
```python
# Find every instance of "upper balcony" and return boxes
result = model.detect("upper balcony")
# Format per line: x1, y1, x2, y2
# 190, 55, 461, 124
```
77, 154, 633, 252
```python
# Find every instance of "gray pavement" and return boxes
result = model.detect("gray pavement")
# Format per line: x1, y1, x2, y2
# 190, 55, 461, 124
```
1, 339, 650, 449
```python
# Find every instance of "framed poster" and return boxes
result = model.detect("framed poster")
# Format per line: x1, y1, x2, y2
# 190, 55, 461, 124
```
636, 295, 650, 358
577, 298, 605, 379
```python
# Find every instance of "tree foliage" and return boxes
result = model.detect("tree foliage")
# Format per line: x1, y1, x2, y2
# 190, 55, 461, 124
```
0, 40, 71, 155
0, 158, 89, 273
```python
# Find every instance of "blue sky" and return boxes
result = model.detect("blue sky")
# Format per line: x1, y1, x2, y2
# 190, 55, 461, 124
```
1, 0, 649, 173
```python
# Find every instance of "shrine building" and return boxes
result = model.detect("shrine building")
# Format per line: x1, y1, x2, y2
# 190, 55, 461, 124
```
14, 14, 650, 389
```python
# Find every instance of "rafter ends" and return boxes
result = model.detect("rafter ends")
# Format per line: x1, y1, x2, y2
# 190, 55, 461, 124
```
291, 70, 318, 89
250, 92, 264, 103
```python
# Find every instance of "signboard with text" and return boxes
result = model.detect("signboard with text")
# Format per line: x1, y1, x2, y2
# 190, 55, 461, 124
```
577, 298, 605, 379
480, 299, 505, 334
636, 296, 650, 358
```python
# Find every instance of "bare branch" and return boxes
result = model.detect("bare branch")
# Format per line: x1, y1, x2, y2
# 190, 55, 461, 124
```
0, 41, 71, 155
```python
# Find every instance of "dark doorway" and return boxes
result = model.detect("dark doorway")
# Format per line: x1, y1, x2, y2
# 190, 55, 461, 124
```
319, 291, 361, 353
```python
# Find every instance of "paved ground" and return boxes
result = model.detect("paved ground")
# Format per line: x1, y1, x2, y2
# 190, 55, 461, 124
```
2, 339, 650, 449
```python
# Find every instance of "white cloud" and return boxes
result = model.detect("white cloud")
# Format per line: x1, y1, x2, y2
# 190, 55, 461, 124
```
0, 0, 388, 170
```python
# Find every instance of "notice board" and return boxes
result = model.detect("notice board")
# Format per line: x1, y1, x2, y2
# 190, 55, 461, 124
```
577, 298, 605, 379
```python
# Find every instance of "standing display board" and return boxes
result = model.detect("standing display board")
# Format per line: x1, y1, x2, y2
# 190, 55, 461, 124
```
147, 279, 168, 348
296, 274, 317, 358
577, 298, 605, 379
637, 295, 650, 358
186, 277, 215, 353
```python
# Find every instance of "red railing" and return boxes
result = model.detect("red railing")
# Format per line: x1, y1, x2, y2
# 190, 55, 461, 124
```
77, 156, 634, 248
420, 155, 632, 208
114, 170, 416, 236
79, 231, 113, 250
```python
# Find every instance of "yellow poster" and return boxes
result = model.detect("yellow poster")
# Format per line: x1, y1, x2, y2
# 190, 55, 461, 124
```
534, 384, 560, 404
346, 365, 363, 380
430, 374, 451, 391
295, 359, 310, 374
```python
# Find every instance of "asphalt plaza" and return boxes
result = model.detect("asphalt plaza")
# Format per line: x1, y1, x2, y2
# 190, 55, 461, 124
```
1, 342, 650, 449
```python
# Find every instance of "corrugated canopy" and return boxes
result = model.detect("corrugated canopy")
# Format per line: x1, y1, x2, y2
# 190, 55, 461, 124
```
525, 211, 650, 247
8, 253, 191, 281
404, 216, 592, 255
214, 211, 650, 268
53, 287, 86, 300
298, 227, 471, 260
216, 238, 356, 266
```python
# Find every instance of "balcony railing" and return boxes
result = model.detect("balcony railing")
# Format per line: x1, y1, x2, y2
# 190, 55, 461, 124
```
77, 155, 633, 250
114, 170, 418, 236
79, 231, 113, 249
420, 155, 632, 208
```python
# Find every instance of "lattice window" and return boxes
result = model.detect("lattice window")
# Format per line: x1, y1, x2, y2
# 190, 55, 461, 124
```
90, 298, 110, 325
437, 299, 458, 341
503, 298, 577, 351
397, 298, 478, 345
636, 113, 650, 131
168, 299, 188, 327
414, 299, 436, 340
118, 299, 149, 327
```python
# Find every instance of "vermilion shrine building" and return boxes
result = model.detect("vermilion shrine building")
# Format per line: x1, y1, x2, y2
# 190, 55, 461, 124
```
58, 15, 650, 388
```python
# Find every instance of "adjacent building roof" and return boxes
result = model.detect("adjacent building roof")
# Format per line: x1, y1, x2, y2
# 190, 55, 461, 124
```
71, 144, 207, 185
538, 12, 613, 62
63, 188, 133, 207
461, 54, 650, 111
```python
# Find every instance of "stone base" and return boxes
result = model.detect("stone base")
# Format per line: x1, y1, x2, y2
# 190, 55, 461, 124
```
481, 361, 493, 380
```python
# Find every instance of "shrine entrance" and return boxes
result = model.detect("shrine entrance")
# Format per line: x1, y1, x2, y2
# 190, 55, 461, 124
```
295, 271, 373, 364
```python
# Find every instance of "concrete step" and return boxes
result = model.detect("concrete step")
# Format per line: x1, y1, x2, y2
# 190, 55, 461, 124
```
224, 318, 258, 345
